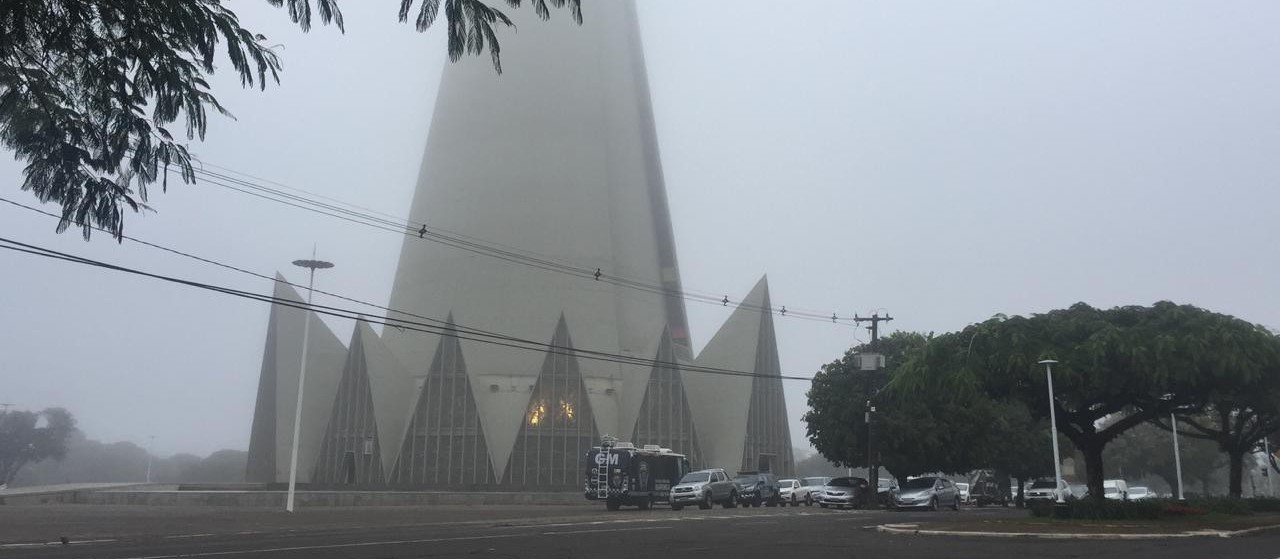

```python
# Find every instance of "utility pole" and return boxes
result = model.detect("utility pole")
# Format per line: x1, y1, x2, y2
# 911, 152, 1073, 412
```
854, 313, 892, 509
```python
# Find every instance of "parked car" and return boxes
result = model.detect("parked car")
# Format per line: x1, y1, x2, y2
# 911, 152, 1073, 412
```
1103, 479, 1129, 501
797, 476, 830, 506
969, 471, 1010, 507
876, 477, 900, 507
778, 479, 802, 506
1069, 483, 1088, 499
895, 476, 960, 511
670, 469, 738, 510
818, 476, 869, 509
1128, 486, 1153, 500
956, 482, 970, 504
1024, 478, 1070, 503
734, 471, 782, 507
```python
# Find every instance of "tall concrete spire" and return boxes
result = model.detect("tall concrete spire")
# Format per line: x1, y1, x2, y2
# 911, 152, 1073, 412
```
380, 1, 693, 481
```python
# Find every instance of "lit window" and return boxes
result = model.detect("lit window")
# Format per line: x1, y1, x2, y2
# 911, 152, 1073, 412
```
559, 400, 575, 422
528, 401, 547, 426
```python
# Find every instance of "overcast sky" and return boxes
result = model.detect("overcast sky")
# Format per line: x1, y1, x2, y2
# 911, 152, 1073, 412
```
3, 0, 1279, 460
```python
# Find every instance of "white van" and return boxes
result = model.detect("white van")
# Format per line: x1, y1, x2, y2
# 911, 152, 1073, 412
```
1103, 479, 1129, 500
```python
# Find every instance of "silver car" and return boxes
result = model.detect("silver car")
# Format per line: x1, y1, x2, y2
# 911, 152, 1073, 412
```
894, 476, 960, 511
796, 476, 830, 506
670, 469, 738, 510
817, 476, 869, 509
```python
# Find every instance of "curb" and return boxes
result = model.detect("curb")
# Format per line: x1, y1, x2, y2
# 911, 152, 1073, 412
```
875, 522, 1280, 540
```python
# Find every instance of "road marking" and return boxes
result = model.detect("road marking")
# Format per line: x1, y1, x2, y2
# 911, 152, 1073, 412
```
115, 534, 527, 559
542, 526, 672, 535
163, 534, 216, 539
0, 539, 116, 548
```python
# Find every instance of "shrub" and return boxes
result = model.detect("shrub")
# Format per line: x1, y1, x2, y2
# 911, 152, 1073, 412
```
1028, 498, 1164, 520
1188, 497, 1252, 516
1245, 497, 1280, 513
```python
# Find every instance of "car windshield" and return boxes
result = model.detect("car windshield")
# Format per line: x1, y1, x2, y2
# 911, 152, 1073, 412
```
802, 478, 827, 486
902, 478, 937, 490
779, 479, 796, 486
1132, 487, 1149, 495
1030, 480, 1057, 489
877, 479, 893, 488
679, 472, 709, 484
827, 478, 856, 487
734, 475, 758, 484
957, 483, 969, 490
1104, 487, 1120, 494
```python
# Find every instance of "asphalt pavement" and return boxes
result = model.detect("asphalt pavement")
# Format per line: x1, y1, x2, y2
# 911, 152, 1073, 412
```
2, 503, 1278, 559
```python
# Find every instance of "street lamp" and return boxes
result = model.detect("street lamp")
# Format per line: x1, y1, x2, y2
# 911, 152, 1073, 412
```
1038, 360, 1066, 506
1163, 395, 1185, 502
145, 435, 155, 483
285, 251, 334, 513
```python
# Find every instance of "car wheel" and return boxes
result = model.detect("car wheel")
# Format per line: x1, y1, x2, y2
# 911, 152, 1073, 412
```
725, 491, 738, 509
805, 495, 813, 506
819, 503, 828, 509
672, 504, 683, 511
698, 492, 712, 510
952, 498, 960, 511
606, 499, 620, 512
766, 496, 778, 508
792, 495, 798, 506
929, 497, 940, 512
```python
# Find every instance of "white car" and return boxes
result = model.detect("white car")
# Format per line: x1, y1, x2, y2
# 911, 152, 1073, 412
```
778, 479, 802, 506
794, 476, 830, 506
1103, 479, 1129, 501
956, 482, 970, 504
1128, 486, 1153, 500
1024, 479, 1070, 503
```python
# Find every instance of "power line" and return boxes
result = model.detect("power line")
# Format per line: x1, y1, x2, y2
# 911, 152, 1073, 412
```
0, 234, 818, 383
175, 160, 856, 325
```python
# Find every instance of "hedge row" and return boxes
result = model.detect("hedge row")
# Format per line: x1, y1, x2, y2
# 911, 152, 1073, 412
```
1028, 497, 1280, 520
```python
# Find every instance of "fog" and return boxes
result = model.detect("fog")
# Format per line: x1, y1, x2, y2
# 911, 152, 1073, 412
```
3, 0, 1279, 459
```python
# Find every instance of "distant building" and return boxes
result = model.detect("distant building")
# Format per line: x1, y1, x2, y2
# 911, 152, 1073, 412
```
245, 0, 793, 489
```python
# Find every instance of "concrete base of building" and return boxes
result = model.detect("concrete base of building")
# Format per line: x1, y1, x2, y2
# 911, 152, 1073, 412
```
0, 484, 583, 507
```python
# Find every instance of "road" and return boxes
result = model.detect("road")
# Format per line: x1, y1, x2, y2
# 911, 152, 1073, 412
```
1, 503, 1278, 559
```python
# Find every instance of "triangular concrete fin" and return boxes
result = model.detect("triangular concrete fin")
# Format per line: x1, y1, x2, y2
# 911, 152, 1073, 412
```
354, 321, 419, 480
503, 315, 600, 487
686, 276, 770, 475
245, 274, 291, 482
391, 316, 497, 486
741, 280, 795, 476
631, 327, 703, 466
268, 275, 349, 483
312, 325, 385, 484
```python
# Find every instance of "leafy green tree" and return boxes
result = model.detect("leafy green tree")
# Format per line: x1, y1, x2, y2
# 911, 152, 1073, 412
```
1153, 394, 1280, 497
0, 408, 77, 486
1104, 419, 1226, 496
0, 0, 580, 240
906, 302, 1280, 501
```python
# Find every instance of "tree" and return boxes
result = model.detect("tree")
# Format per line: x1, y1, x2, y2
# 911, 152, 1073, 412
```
1153, 385, 1280, 497
0, 0, 581, 240
906, 302, 1279, 501
1104, 419, 1226, 496
0, 407, 77, 486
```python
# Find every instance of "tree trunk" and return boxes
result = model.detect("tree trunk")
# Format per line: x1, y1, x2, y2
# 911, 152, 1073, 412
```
1016, 476, 1025, 508
1228, 449, 1245, 498
1082, 443, 1106, 502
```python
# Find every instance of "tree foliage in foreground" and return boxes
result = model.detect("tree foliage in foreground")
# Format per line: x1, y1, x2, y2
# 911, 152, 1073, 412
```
804, 331, 1055, 482
0, 407, 77, 486
0, 0, 581, 240
901, 301, 1280, 501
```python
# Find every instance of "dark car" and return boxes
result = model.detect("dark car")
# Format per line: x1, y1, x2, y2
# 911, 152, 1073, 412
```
733, 471, 782, 507
969, 470, 1010, 507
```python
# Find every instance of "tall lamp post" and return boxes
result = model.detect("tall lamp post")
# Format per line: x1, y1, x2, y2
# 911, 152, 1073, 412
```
1164, 395, 1185, 502
1038, 360, 1066, 507
145, 435, 155, 483
285, 252, 334, 513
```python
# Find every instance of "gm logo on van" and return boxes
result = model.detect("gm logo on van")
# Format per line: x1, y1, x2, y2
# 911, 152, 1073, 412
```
595, 452, 620, 466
